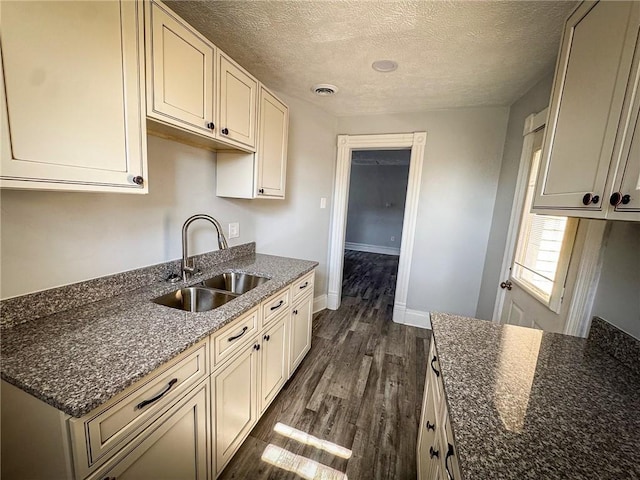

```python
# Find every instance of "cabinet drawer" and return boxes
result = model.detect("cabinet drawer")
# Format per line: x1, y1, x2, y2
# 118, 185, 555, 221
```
262, 287, 290, 327
211, 306, 259, 369
70, 340, 208, 478
291, 271, 314, 303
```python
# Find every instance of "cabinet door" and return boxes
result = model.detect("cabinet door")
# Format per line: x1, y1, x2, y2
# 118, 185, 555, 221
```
259, 314, 288, 414
88, 381, 209, 480
257, 87, 289, 198
218, 53, 257, 149
0, 0, 147, 193
289, 293, 313, 376
608, 32, 640, 221
533, 1, 640, 215
146, 0, 215, 137
213, 342, 259, 475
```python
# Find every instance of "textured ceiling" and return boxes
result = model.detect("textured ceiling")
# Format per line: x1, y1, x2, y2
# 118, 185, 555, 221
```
166, 1, 577, 116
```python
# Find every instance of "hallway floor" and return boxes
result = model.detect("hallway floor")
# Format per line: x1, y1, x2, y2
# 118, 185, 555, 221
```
219, 250, 431, 480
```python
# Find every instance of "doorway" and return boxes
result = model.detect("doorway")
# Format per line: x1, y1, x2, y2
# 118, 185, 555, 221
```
327, 132, 426, 325
342, 149, 411, 308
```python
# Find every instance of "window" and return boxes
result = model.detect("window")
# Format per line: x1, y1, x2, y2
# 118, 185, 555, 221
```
511, 129, 578, 312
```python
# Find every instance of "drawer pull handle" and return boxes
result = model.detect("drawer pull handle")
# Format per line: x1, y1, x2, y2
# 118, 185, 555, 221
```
299, 281, 309, 289
426, 420, 435, 431
228, 326, 249, 342
429, 446, 439, 459
270, 300, 284, 311
136, 378, 178, 410
430, 355, 440, 377
445, 443, 455, 479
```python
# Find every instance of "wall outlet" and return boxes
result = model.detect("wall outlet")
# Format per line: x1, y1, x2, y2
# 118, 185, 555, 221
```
391, 236, 395, 242
320, 197, 327, 209
228, 222, 240, 239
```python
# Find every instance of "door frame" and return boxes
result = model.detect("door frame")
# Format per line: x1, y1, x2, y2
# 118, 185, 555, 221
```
326, 132, 427, 324
492, 109, 607, 337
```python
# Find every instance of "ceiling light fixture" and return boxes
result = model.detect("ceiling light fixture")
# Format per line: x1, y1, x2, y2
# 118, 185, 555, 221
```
372, 60, 398, 73
311, 84, 338, 96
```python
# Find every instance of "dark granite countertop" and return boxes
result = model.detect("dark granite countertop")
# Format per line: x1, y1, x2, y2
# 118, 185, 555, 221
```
1, 248, 317, 418
430, 313, 640, 480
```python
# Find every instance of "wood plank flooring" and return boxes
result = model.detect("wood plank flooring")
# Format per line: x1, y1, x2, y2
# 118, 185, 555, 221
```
219, 250, 431, 480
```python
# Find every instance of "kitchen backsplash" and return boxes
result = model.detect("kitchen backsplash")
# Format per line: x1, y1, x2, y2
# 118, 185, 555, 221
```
0, 242, 255, 329
588, 316, 640, 376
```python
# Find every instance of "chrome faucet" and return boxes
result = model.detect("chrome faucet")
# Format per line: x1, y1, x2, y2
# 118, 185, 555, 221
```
182, 214, 229, 281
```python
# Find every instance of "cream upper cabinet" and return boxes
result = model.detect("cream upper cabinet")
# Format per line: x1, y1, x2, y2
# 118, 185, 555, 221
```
257, 87, 289, 198
533, 1, 640, 219
217, 53, 258, 150
215, 86, 289, 199
145, 0, 216, 137
607, 32, 640, 221
0, 0, 148, 193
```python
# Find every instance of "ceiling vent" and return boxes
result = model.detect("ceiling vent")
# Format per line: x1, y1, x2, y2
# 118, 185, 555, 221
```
311, 84, 338, 96
372, 60, 398, 72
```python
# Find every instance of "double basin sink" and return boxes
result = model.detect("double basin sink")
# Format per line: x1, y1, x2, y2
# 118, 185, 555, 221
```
153, 272, 269, 312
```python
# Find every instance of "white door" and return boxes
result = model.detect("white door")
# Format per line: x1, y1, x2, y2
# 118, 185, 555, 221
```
498, 125, 582, 333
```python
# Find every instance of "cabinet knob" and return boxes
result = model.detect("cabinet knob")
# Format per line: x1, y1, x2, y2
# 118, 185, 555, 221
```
132, 176, 144, 186
221, 128, 229, 135
258, 188, 265, 194
264, 334, 270, 341
429, 446, 439, 459
254, 343, 260, 351
293, 309, 298, 315
582, 193, 599, 205
610, 192, 631, 206
206, 122, 215, 130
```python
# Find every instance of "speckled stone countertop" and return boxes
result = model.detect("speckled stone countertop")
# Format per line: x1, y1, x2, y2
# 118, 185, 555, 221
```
430, 313, 640, 480
1, 248, 317, 418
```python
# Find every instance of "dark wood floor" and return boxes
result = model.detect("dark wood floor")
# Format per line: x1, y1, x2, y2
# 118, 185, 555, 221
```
219, 250, 431, 480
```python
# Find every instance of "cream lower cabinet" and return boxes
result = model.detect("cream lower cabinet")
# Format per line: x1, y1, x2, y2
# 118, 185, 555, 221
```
417, 341, 461, 480
289, 291, 313, 376
87, 380, 210, 480
533, 1, 640, 219
0, 0, 147, 193
259, 314, 289, 414
212, 339, 260, 476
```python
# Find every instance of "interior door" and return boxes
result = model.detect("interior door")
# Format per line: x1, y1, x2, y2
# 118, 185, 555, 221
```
499, 127, 582, 333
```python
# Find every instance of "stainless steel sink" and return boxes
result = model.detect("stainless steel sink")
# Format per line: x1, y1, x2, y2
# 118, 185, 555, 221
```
153, 287, 238, 312
200, 272, 269, 295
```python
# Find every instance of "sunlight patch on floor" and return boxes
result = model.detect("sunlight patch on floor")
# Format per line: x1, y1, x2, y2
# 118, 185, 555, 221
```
274, 422, 353, 459
261, 444, 348, 480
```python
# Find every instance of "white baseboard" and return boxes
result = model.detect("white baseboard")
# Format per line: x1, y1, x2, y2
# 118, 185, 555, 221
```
393, 303, 431, 329
313, 294, 327, 314
327, 292, 340, 310
345, 242, 400, 256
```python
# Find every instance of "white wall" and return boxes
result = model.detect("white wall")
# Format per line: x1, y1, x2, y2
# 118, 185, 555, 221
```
224, 92, 338, 300
346, 163, 409, 250
475, 72, 555, 320
591, 221, 640, 339
338, 107, 509, 317
0, 93, 338, 300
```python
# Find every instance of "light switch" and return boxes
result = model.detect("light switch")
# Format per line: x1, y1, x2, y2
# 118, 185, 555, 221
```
228, 222, 240, 239
320, 197, 327, 209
